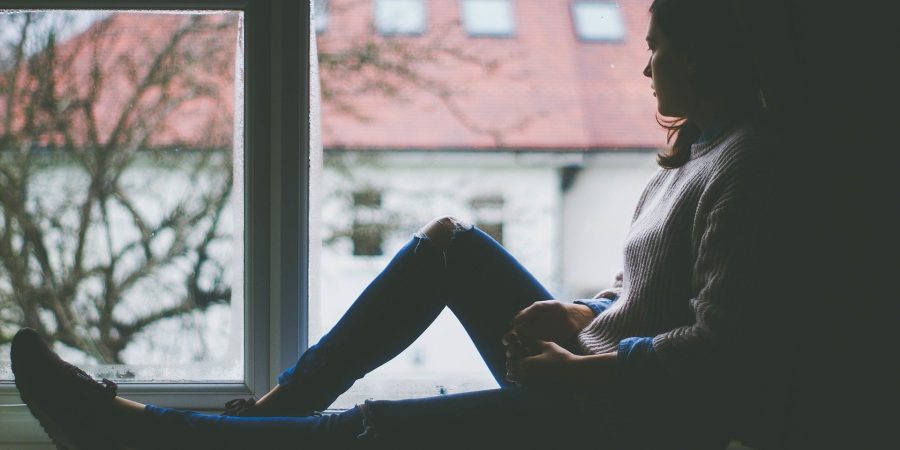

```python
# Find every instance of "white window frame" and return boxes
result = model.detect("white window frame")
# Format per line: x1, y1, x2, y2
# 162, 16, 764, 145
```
0, 0, 311, 440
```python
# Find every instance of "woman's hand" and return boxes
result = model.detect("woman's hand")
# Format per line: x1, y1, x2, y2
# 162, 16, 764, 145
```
502, 300, 595, 348
506, 340, 575, 386
506, 341, 619, 387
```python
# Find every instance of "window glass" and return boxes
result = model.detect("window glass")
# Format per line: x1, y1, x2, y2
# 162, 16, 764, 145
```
0, 10, 244, 383
572, 1, 626, 42
375, 0, 427, 35
311, 0, 660, 407
462, 0, 515, 37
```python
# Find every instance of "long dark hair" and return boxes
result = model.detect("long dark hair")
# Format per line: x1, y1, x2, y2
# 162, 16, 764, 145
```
650, 0, 762, 168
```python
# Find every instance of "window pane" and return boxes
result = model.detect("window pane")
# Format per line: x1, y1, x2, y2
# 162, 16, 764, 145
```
572, 1, 626, 42
375, 0, 427, 35
462, 0, 515, 37
0, 10, 244, 383
310, 0, 659, 407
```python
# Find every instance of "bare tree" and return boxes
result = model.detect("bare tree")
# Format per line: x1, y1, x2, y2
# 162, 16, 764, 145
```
0, 12, 236, 363
0, 5, 522, 364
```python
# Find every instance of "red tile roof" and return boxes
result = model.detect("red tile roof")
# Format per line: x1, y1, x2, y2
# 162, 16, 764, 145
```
320, 0, 665, 150
0, 13, 237, 151
2, 1, 666, 152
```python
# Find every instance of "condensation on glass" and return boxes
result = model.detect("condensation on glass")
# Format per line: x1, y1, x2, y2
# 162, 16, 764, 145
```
0, 10, 244, 383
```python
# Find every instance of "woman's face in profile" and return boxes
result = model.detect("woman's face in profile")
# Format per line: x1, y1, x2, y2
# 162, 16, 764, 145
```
643, 15, 696, 118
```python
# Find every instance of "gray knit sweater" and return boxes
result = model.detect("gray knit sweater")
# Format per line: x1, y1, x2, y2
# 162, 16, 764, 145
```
576, 119, 769, 376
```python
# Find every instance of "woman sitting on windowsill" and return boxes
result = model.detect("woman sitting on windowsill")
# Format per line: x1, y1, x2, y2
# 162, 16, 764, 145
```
10, 0, 781, 448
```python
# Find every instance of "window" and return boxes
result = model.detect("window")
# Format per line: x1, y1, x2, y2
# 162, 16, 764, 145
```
0, 9, 243, 383
1, 2, 667, 440
470, 194, 505, 244
461, 0, 516, 37
375, 0, 427, 35
314, 0, 328, 33
1, 3, 308, 433
351, 190, 385, 256
571, 1, 626, 42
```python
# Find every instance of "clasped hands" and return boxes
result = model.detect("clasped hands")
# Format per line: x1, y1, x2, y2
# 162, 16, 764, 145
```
502, 300, 615, 387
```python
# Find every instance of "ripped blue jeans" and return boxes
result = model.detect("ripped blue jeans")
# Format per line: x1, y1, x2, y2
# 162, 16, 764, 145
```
139, 226, 664, 449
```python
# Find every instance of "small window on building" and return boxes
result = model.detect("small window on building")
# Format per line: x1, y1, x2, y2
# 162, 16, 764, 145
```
462, 0, 515, 37
571, 1, 625, 42
314, 0, 329, 33
375, 0, 427, 35
351, 223, 384, 256
352, 189, 385, 256
470, 195, 504, 244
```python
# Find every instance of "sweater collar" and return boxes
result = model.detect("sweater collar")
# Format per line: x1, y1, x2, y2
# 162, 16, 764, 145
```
689, 110, 746, 159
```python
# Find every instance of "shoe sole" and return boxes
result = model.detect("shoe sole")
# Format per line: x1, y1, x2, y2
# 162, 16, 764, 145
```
24, 400, 83, 450
21, 393, 115, 450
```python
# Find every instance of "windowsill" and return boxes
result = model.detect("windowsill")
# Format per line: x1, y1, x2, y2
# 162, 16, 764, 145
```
0, 399, 763, 450
1, 381, 254, 411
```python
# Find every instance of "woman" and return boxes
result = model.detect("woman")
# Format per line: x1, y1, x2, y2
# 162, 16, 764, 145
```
11, 0, 774, 448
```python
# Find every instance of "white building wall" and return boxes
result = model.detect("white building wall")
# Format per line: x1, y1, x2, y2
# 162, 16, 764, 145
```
561, 152, 659, 299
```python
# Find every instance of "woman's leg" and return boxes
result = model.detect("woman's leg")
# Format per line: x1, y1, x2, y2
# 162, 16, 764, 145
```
132, 403, 370, 449
136, 386, 623, 450
11, 327, 722, 450
265, 216, 553, 415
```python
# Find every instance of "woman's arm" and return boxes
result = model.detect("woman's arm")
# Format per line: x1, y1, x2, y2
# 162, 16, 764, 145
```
651, 141, 769, 376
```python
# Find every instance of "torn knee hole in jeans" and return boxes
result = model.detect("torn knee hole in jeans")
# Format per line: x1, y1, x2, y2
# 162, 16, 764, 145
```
413, 217, 474, 263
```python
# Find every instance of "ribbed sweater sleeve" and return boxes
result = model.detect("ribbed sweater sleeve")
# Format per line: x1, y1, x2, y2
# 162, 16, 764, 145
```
651, 137, 763, 375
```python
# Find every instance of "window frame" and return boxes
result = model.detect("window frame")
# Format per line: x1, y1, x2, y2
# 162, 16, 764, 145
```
0, 0, 310, 417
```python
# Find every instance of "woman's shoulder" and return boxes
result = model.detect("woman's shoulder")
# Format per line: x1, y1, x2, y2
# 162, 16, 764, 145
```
712, 113, 779, 167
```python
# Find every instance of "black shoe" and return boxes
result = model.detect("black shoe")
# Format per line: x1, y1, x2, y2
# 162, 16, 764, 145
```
221, 397, 257, 416
10, 328, 121, 450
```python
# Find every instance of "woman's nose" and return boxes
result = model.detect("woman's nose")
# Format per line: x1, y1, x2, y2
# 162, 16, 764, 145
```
643, 58, 651, 78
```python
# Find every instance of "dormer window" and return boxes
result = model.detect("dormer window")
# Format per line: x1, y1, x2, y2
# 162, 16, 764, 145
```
314, 0, 328, 33
572, 1, 625, 42
462, 0, 515, 37
375, 0, 427, 35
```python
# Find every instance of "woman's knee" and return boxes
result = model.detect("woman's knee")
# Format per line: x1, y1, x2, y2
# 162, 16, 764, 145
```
415, 216, 473, 251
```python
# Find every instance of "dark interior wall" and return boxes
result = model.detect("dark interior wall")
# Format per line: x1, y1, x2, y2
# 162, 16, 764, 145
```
738, 1, 889, 449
